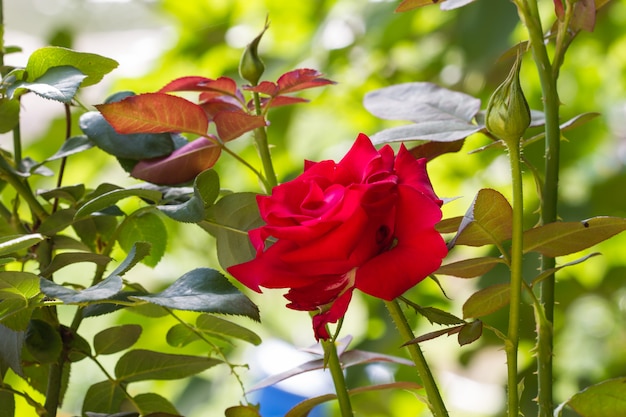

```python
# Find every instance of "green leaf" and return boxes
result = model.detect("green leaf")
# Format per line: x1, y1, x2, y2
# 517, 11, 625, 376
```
402, 325, 464, 345
462, 283, 510, 319
414, 306, 465, 326
94, 324, 142, 355
133, 268, 260, 321
523, 217, 626, 257
457, 320, 483, 346
451, 188, 513, 247
364, 82, 481, 143
26, 46, 118, 87
285, 382, 423, 417
46, 135, 95, 161
563, 377, 626, 417
531, 253, 601, 287
82, 380, 126, 415
80, 111, 176, 160
39, 252, 112, 278
200, 192, 263, 270
74, 187, 162, 219
0, 390, 15, 417
225, 405, 262, 417
115, 349, 222, 382
7, 66, 87, 103
39, 275, 122, 304
196, 314, 261, 345
166, 323, 201, 348
0, 272, 40, 330
25, 319, 63, 364
436, 257, 505, 278
96, 93, 209, 137
132, 393, 179, 415
0, 324, 25, 376
158, 169, 220, 223
108, 242, 152, 277
0, 234, 45, 257
38, 185, 86, 203
0, 97, 20, 133
117, 212, 166, 267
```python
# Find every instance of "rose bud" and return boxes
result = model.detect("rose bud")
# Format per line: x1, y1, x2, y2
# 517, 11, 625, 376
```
131, 136, 221, 185
485, 55, 531, 144
239, 20, 269, 86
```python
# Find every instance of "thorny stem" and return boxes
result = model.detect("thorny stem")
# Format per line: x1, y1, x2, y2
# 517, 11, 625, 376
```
516, 0, 562, 415
385, 299, 448, 417
321, 338, 354, 416
504, 138, 524, 417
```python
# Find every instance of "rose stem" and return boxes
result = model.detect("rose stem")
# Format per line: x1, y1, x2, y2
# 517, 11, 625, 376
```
504, 137, 524, 417
252, 91, 278, 191
385, 299, 448, 417
515, 0, 562, 414
321, 338, 354, 416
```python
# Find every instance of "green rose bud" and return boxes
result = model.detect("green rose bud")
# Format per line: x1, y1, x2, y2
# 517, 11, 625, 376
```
239, 20, 269, 86
485, 55, 531, 144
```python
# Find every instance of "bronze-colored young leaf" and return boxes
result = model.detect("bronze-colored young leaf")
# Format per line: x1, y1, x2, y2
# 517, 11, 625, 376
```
396, 0, 441, 12
409, 139, 465, 161
436, 256, 505, 278
451, 189, 513, 247
523, 217, 626, 257
97, 93, 209, 137
462, 283, 510, 319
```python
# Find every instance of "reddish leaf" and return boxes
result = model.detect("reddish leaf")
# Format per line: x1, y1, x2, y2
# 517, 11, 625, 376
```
553, 0, 565, 19
409, 139, 465, 161
571, 0, 596, 32
245, 81, 279, 96
200, 98, 245, 120
276, 69, 336, 94
214, 111, 267, 142
198, 77, 244, 101
260, 95, 309, 109
158, 76, 214, 93
97, 93, 209, 136
131, 137, 221, 185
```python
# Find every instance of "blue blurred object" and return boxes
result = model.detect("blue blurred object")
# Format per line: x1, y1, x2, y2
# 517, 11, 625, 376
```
254, 385, 327, 417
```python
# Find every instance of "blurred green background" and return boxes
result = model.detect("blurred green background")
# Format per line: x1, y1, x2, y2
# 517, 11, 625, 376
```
3, 0, 626, 416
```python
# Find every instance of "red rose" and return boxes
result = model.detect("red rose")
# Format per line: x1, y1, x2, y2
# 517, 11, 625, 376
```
228, 133, 447, 340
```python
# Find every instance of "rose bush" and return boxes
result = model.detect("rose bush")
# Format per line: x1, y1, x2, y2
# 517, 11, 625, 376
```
228, 133, 447, 339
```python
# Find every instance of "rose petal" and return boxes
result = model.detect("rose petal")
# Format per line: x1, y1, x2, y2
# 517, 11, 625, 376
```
355, 186, 446, 300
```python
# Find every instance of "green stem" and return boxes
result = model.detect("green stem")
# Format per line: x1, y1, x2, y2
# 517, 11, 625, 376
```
252, 92, 278, 191
321, 339, 354, 416
0, 155, 48, 222
385, 299, 448, 417
518, 1, 561, 415
43, 362, 62, 417
504, 138, 524, 417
